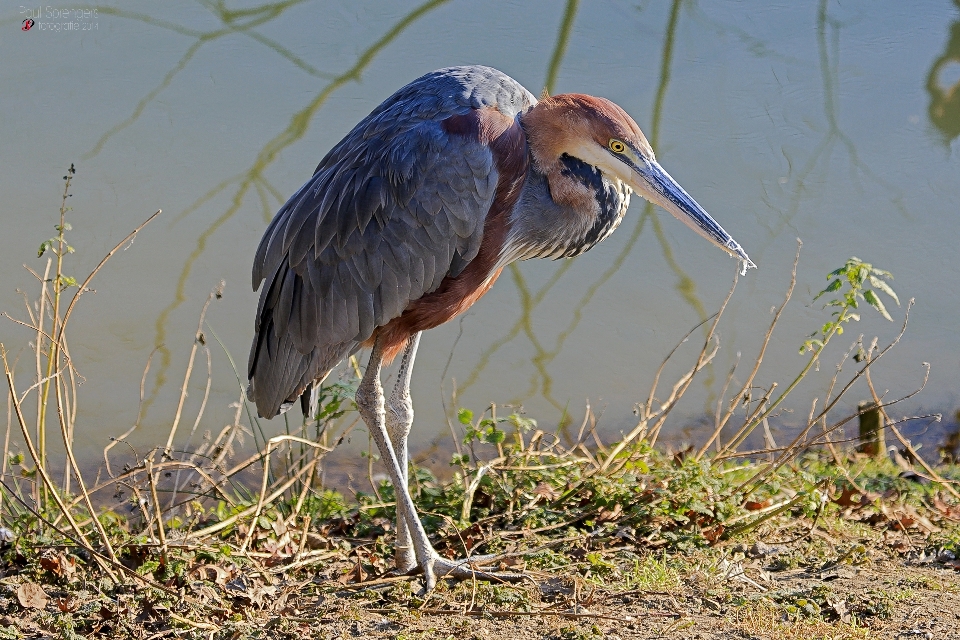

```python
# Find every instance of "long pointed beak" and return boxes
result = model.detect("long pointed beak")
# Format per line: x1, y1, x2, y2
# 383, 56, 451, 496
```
631, 158, 756, 273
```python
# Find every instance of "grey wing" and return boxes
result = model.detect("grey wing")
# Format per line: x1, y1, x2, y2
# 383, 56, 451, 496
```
248, 66, 536, 418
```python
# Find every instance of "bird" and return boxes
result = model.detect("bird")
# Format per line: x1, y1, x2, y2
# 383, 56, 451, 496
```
247, 65, 754, 590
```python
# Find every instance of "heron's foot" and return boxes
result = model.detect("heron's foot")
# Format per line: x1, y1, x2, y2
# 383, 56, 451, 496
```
418, 552, 529, 593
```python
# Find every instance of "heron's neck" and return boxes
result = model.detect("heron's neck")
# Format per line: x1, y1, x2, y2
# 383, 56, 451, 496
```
499, 157, 630, 267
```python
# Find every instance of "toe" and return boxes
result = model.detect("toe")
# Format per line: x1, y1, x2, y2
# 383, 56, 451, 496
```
419, 556, 438, 594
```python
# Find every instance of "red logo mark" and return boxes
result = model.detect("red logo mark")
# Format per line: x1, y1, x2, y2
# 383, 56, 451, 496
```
22, 18, 35, 31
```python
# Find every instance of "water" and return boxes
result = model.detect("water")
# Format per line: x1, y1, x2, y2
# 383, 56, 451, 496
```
2, 0, 959, 468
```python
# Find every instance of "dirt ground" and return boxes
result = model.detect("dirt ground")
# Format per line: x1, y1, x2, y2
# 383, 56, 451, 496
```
3, 521, 960, 639
303, 554, 960, 640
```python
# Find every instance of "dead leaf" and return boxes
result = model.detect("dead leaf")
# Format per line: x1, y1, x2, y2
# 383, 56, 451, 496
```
244, 585, 277, 608
597, 503, 623, 523
833, 488, 864, 509
703, 525, 725, 545
933, 497, 960, 521
498, 556, 526, 571
744, 499, 772, 511
270, 517, 288, 537
533, 482, 560, 502
887, 538, 911, 553
890, 505, 938, 533
40, 552, 76, 580
447, 523, 484, 552
338, 561, 368, 585
39, 555, 61, 575
56, 597, 77, 613
826, 595, 850, 623
16, 582, 48, 609
190, 563, 231, 586
305, 532, 332, 549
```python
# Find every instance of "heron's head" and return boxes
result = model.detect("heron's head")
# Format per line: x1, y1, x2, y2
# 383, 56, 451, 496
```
522, 93, 755, 271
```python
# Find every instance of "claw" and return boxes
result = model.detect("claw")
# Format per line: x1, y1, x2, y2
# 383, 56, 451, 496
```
421, 555, 438, 594
413, 553, 529, 593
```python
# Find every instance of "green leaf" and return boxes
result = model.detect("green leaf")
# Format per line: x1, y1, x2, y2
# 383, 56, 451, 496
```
853, 265, 870, 287
814, 278, 842, 301
507, 413, 537, 431
868, 276, 899, 306
457, 408, 473, 425
137, 559, 160, 575
863, 289, 892, 321
486, 428, 506, 444
37, 240, 56, 257
630, 459, 650, 474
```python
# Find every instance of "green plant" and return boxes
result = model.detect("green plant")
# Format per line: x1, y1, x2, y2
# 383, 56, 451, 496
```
802, 256, 899, 355
722, 257, 899, 457
459, 407, 537, 447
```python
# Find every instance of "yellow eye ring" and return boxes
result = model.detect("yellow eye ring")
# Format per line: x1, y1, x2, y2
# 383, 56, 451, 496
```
609, 139, 626, 153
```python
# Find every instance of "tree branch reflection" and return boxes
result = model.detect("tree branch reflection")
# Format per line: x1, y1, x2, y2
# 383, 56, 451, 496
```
927, 0, 960, 142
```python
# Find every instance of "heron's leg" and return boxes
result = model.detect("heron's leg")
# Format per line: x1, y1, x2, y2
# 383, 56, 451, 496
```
385, 332, 421, 573
357, 336, 527, 592
356, 336, 439, 586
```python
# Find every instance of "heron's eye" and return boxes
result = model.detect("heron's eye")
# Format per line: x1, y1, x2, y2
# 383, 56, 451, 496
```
608, 139, 626, 154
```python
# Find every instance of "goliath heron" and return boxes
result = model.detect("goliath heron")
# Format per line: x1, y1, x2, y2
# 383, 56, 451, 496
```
248, 66, 753, 589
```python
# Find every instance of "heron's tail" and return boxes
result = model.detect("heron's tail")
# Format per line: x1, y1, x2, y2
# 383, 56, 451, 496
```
247, 312, 357, 419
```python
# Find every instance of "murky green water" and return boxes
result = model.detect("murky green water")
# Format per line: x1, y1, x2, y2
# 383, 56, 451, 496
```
2, 0, 959, 464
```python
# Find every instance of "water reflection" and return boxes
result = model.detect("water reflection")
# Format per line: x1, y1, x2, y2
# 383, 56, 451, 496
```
764, 0, 907, 247
88, 1, 325, 159
928, 0, 960, 142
